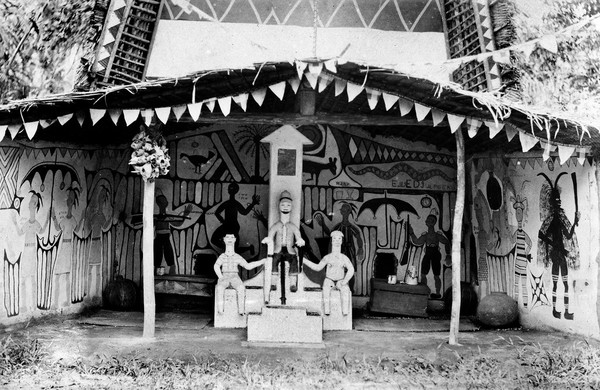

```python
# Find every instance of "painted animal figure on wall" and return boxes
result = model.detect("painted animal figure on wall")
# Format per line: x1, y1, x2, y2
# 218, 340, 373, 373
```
180, 151, 215, 174
537, 172, 580, 320
303, 157, 337, 183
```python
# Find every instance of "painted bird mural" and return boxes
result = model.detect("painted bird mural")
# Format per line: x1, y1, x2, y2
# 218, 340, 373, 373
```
180, 151, 215, 174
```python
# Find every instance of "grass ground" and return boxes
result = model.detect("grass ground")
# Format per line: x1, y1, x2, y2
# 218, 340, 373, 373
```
2, 334, 600, 389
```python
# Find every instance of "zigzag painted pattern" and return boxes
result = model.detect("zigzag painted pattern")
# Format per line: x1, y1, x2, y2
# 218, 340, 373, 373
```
0, 147, 22, 209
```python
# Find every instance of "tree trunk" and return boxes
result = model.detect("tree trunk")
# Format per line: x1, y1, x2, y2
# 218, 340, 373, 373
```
142, 180, 156, 338
449, 128, 465, 345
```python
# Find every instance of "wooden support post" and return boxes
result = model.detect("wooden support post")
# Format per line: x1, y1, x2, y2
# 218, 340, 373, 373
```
142, 179, 156, 338
449, 127, 465, 345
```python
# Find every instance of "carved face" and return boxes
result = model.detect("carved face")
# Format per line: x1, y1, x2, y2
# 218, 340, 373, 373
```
279, 199, 292, 214
223, 234, 236, 246
331, 231, 343, 247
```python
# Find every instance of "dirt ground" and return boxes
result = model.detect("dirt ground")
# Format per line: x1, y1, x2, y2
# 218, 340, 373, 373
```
3, 306, 597, 367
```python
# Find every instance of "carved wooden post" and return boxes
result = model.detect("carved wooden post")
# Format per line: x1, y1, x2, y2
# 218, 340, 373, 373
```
449, 127, 465, 345
142, 179, 155, 338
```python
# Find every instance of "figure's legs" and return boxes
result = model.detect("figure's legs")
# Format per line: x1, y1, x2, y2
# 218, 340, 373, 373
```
154, 236, 164, 269
420, 256, 431, 286
520, 274, 528, 308
322, 279, 334, 315
215, 282, 226, 314
432, 254, 442, 296
340, 284, 351, 316
162, 236, 176, 275
231, 277, 246, 315
562, 263, 573, 320
551, 259, 560, 318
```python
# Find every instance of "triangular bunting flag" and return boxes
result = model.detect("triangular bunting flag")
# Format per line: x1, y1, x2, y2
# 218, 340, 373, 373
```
288, 78, 300, 94
414, 103, 430, 122
142, 109, 154, 126
541, 141, 553, 161
447, 114, 465, 134
155, 107, 171, 124
467, 118, 481, 137
295, 61, 307, 80
0, 125, 6, 142
57, 113, 73, 126
232, 94, 248, 112
108, 109, 121, 125
485, 121, 504, 138
90, 109, 106, 125
172, 105, 187, 121
23, 121, 38, 140
520, 42, 536, 60
505, 125, 517, 141
251, 88, 267, 106
217, 96, 232, 116
334, 78, 346, 96
382, 92, 399, 111
432, 110, 445, 126
305, 72, 319, 89
39, 119, 53, 128
308, 62, 323, 76
557, 144, 575, 165
76, 111, 86, 127
578, 149, 586, 165
518, 131, 538, 152
123, 109, 140, 126
318, 76, 332, 93
346, 82, 363, 102
492, 50, 511, 65
187, 102, 203, 121
8, 124, 20, 139
398, 99, 413, 116
205, 99, 215, 112
324, 59, 337, 73
269, 81, 286, 101
366, 88, 381, 110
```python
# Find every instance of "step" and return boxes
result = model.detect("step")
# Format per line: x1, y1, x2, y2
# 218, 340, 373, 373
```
247, 305, 322, 344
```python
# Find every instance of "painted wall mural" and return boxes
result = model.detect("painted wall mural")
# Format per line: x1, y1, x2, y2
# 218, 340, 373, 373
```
1, 123, 460, 325
470, 156, 599, 336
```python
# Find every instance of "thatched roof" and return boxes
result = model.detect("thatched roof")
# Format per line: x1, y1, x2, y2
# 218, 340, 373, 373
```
0, 60, 597, 159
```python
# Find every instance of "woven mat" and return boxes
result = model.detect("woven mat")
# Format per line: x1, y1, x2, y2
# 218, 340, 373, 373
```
78, 310, 211, 330
353, 318, 479, 332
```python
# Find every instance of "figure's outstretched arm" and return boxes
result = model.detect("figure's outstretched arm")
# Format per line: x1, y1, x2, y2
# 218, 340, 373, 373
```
291, 224, 305, 246
437, 231, 449, 245
303, 258, 326, 271
241, 257, 266, 270
239, 195, 260, 216
11, 213, 24, 236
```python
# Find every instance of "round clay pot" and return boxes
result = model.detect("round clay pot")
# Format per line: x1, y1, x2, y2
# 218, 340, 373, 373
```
104, 276, 138, 311
443, 282, 478, 315
476, 292, 518, 327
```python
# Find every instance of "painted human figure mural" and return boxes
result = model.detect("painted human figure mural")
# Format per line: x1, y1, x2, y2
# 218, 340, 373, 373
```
211, 182, 260, 254
537, 172, 580, 320
213, 234, 265, 314
51, 185, 84, 307
154, 193, 192, 275
315, 201, 364, 294
510, 191, 532, 307
11, 191, 48, 313
304, 231, 355, 315
408, 210, 448, 297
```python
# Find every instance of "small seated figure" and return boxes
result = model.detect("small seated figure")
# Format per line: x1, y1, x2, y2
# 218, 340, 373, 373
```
261, 190, 305, 304
304, 231, 355, 315
214, 234, 265, 315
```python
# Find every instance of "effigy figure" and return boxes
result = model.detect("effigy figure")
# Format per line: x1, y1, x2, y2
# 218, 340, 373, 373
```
304, 231, 355, 315
214, 234, 265, 314
261, 190, 305, 304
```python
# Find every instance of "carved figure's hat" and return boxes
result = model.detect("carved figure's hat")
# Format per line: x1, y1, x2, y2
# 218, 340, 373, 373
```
279, 190, 292, 202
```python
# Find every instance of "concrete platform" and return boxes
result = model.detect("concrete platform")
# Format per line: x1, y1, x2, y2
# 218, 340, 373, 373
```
247, 305, 322, 344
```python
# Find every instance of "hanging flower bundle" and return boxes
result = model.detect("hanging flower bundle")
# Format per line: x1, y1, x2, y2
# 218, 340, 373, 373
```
129, 126, 170, 181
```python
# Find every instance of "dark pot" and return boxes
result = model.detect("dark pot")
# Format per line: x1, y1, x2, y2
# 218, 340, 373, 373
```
104, 276, 138, 311
476, 291, 518, 327
443, 282, 478, 315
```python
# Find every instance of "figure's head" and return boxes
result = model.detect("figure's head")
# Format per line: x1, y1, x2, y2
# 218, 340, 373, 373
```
156, 195, 168, 209
66, 185, 80, 209
550, 187, 561, 208
28, 190, 42, 213
223, 234, 236, 246
331, 230, 344, 246
228, 182, 239, 195
279, 191, 293, 214
425, 214, 437, 227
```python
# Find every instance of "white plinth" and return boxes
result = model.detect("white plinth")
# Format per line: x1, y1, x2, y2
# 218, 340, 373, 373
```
214, 289, 247, 328
247, 305, 322, 344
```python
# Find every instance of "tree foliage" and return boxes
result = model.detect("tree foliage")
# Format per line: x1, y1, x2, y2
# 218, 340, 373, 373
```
511, 0, 600, 126
0, 0, 99, 104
